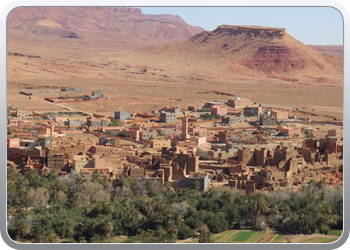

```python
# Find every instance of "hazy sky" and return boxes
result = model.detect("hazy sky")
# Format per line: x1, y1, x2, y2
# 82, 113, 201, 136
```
139, 7, 343, 45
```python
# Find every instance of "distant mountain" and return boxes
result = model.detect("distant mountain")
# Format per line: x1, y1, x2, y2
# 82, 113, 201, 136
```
308, 45, 343, 60
140, 25, 343, 84
7, 7, 204, 49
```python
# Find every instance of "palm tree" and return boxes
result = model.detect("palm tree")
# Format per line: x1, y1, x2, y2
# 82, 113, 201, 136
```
249, 192, 269, 229
16, 220, 30, 243
101, 222, 114, 239
166, 221, 178, 242
198, 227, 214, 243
220, 191, 233, 206
100, 176, 110, 200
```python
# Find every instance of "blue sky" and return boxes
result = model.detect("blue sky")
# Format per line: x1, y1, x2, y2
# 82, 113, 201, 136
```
139, 7, 343, 45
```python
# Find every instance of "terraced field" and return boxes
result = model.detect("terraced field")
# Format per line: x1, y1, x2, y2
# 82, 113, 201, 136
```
211, 230, 342, 243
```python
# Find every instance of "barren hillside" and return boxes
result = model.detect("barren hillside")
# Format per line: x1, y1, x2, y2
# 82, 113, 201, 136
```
134, 25, 343, 85
7, 7, 204, 50
6, 8, 343, 118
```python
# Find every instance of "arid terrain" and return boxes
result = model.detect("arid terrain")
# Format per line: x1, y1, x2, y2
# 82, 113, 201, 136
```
7, 7, 343, 120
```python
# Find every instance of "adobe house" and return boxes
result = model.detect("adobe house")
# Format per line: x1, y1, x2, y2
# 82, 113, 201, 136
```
227, 97, 250, 108
89, 145, 116, 157
128, 166, 145, 179
10, 129, 33, 139
149, 139, 171, 149
211, 106, 228, 116
271, 110, 288, 121
140, 129, 158, 140
63, 144, 88, 159
73, 155, 93, 173
7, 137, 20, 150
15, 110, 33, 120
237, 147, 255, 166
204, 101, 225, 108
172, 153, 199, 175
278, 126, 301, 136
221, 113, 244, 124
47, 153, 69, 172
218, 130, 243, 142
91, 89, 105, 99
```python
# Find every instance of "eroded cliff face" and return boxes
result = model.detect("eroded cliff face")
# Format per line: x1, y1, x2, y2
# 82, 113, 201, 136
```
241, 45, 307, 73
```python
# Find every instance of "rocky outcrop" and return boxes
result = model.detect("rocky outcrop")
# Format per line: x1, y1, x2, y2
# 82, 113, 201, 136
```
213, 25, 286, 39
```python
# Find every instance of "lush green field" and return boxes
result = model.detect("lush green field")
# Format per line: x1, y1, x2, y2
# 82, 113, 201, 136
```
271, 234, 285, 243
232, 231, 257, 242
244, 232, 264, 243
212, 230, 341, 244
327, 230, 343, 236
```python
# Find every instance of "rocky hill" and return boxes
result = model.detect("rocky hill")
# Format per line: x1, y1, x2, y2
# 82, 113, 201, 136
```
140, 25, 343, 84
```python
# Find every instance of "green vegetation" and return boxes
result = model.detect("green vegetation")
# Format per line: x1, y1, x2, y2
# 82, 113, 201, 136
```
226, 231, 239, 241
196, 149, 211, 160
271, 234, 285, 243
196, 107, 211, 112
59, 95, 70, 100
200, 114, 221, 120
327, 230, 342, 236
109, 119, 123, 127
6, 167, 343, 243
244, 231, 264, 243
118, 132, 131, 138
276, 120, 283, 126
214, 230, 230, 241
232, 231, 257, 242
305, 130, 315, 138
132, 124, 140, 127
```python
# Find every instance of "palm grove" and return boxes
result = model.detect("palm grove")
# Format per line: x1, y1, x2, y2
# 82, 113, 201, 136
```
7, 166, 343, 243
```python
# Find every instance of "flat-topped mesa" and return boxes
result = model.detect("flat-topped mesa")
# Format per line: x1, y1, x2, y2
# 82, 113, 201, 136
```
213, 25, 287, 39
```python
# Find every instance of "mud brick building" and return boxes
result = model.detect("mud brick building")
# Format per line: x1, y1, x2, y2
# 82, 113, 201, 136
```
221, 114, 244, 124
272, 110, 288, 121
211, 106, 227, 116
204, 101, 225, 108
227, 97, 250, 108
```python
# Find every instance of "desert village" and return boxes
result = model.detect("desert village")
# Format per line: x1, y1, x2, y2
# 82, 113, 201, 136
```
6, 87, 343, 195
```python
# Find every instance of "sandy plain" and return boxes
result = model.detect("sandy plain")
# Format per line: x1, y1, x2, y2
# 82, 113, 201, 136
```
7, 21, 343, 122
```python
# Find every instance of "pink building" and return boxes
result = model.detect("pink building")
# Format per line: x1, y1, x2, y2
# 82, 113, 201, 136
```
211, 106, 227, 116
92, 155, 106, 169
278, 127, 302, 136
7, 137, 20, 150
